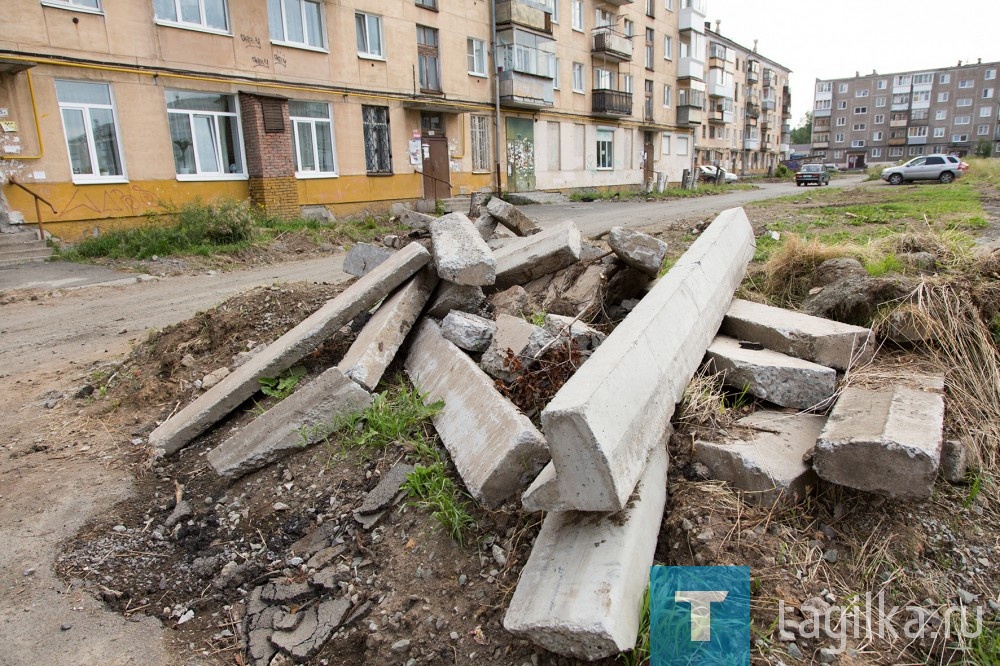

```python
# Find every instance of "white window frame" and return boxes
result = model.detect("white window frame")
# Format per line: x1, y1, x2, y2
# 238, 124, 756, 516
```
951, 134, 969, 143
290, 100, 337, 178
838, 83, 848, 93
596, 129, 614, 170
572, 62, 585, 93
875, 96, 886, 108
933, 127, 945, 138
959, 79, 974, 89
269, 0, 326, 51
955, 115, 971, 125
978, 124, 991, 136
853, 123, 867, 131
872, 131, 883, 141
837, 100, 847, 110
836, 117, 846, 126
987, 69, 997, 81
957, 98, 973, 107
889, 147, 903, 157
854, 106, 868, 114
165, 89, 247, 181
552, 58, 560, 90
908, 126, 928, 138
467, 38, 487, 77
55, 80, 127, 184
816, 82, 832, 93
939, 73, 950, 84
871, 147, 881, 157
908, 146, 924, 156
41, 0, 102, 14
154, 0, 229, 34
874, 114, 885, 124
937, 92, 949, 103
936, 109, 947, 120
851, 139, 865, 148
855, 89, 869, 97
834, 132, 844, 143
663, 35, 673, 60
470, 115, 491, 172
983, 88, 995, 99
981, 106, 993, 118
877, 80, 887, 90
571, 0, 583, 32
550, 0, 559, 23
663, 83, 671, 107
355, 12, 384, 59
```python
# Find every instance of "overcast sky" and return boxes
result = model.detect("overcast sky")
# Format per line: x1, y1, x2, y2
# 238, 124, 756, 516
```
706, 0, 1000, 129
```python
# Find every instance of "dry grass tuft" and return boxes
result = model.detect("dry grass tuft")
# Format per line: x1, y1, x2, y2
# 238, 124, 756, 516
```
675, 372, 750, 438
761, 235, 868, 305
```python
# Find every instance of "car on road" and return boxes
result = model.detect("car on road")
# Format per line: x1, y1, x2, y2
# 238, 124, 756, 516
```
881, 154, 965, 185
824, 164, 840, 173
795, 163, 830, 186
697, 165, 739, 184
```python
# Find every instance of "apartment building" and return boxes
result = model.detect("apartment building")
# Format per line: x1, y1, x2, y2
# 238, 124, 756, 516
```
697, 26, 791, 174
0, 0, 782, 237
811, 60, 1000, 168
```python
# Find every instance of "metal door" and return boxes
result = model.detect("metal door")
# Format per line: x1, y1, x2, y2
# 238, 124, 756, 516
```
505, 117, 535, 192
422, 136, 451, 200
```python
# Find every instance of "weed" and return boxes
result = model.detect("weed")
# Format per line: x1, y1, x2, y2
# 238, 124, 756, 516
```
258, 366, 307, 400
434, 199, 447, 216
963, 474, 985, 509
617, 585, 651, 666
658, 255, 678, 278
403, 463, 477, 546
343, 384, 443, 450
962, 621, 1000, 665
97, 384, 109, 398
528, 311, 547, 327
865, 253, 905, 277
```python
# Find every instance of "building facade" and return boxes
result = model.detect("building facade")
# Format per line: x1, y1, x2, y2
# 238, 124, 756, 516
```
0, 0, 789, 238
811, 60, 1000, 168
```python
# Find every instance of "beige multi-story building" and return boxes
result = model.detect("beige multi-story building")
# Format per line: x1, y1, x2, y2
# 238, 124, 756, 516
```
0, 0, 789, 238
811, 60, 1000, 168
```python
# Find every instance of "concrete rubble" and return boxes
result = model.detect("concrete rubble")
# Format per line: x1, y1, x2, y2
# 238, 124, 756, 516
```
430, 213, 497, 286
426, 282, 485, 318
404, 319, 549, 506
480, 314, 554, 383
399, 209, 435, 230
487, 285, 532, 317
440, 310, 497, 352
705, 335, 837, 410
813, 381, 945, 499
523, 207, 755, 513
607, 226, 668, 277
492, 220, 582, 289
343, 242, 393, 278
694, 412, 825, 504
543, 313, 606, 352
486, 197, 542, 236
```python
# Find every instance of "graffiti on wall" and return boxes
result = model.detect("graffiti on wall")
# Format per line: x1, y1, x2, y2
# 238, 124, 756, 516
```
56, 184, 159, 220
240, 34, 262, 49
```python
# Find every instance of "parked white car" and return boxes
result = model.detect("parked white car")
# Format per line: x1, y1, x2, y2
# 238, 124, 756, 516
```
881, 154, 965, 184
697, 165, 739, 183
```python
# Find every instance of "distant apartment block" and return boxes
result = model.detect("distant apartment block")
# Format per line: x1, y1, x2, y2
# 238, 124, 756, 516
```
811, 60, 1000, 168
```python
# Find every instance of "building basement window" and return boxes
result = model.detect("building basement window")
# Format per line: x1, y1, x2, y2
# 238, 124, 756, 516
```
290, 101, 337, 177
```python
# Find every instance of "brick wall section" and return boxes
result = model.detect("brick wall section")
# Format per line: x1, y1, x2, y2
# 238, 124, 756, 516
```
239, 93, 299, 219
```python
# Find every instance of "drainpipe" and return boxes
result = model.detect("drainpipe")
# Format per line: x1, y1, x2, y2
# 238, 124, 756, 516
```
490, 0, 502, 195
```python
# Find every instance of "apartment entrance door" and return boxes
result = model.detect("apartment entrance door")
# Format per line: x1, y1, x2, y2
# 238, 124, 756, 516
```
421, 137, 451, 200
505, 117, 535, 192
643, 131, 655, 187
847, 153, 866, 170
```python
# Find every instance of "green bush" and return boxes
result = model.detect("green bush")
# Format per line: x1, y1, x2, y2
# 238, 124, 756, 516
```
774, 164, 791, 179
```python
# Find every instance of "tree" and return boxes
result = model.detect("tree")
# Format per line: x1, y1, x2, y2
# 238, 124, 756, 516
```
974, 139, 993, 158
789, 112, 812, 145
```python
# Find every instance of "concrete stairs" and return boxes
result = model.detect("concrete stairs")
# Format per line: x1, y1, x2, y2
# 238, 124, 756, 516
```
0, 228, 53, 269
439, 196, 472, 214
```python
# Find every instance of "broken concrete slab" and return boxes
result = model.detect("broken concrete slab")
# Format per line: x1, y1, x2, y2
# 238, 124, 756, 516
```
245, 587, 280, 666
430, 213, 497, 286
356, 463, 414, 515
337, 269, 437, 391
260, 580, 315, 604
492, 220, 582, 290
269, 597, 350, 660
480, 314, 554, 383
149, 242, 431, 457
705, 335, 837, 410
474, 212, 498, 241
404, 320, 549, 506
400, 209, 436, 231
523, 207, 754, 513
608, 226, 668, 277
426, 282, 486, 318
468, 192, 488, 219
940, 439, 969, 483
694, 411, 825, 504
543, 314, 606, 352
343, 242, 394, 278
813, 383, 945, 499
486, 197, 541, 236
441, 310, 497, 352
488, 285, 532, 318
504, 443, 667, 660
208, 368, 373, 479
722, 299, 874, 372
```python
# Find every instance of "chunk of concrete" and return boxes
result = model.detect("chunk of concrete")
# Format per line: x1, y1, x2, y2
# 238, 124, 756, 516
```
441, 311, 497, 352
474, 212, 498, 241
940, 439, 969, 484
608, 226, 668, 277
208, 367, 373, 479
468, 192, 488, 220
486, 197, 541, 236
813, 383, 945, 499
488, 285, 532, 318
430, 213, 497, 286
705, 335, 837, 410
269, 597, 350, 660
480, 314, 554, 382
337, 269, 438, 391
492, 220, 582, 289
426, 282, 486, 318
404, 320, 549, 506
722, 299, 874, 372
543, 314, 606, 352
504, 443, 667, 660
400, 209, 436, 231
355, 462, 414, 515
150, 243, 429, 456
343, 242, 394, 278
523, 207, 754, 512
694, 411, 825, 504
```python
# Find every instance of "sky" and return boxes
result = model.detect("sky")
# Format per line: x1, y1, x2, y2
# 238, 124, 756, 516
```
706, 0, 1000, 129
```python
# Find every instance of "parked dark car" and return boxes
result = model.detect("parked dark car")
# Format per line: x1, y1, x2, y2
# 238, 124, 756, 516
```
795, 163, 830, 186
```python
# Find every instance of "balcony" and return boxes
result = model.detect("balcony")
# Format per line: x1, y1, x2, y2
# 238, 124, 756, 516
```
813, 108, 831, 118
745, 102, 760, 119
889, 118, 907, 127
763, 71, 776, 87
908, 135, 927, 145
781, 123, 790, 134
676, 105, 703, 126
891, 102, 909, 112
812, 141, 829, 149
888, 137, 906, 146
708, 108, 733, 124
499, 70, 553, 109
602, 0, 633, 4
592, 89, 632, 117
744, 137, 760, 151
679, 3, 707, 32
761, 114, 773, 129
677, 56, 704, 80
708, 75, 734, 99
495, 0, 551, 34
747, 65, 760, 84
591, 27, 633, 62
762, 90, 776, 111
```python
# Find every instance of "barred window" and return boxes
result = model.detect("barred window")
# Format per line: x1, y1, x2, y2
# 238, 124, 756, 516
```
471, 115, 490, 172
362, 105, 392, 174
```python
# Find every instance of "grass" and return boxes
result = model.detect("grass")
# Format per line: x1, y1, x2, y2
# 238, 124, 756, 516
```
335, 383, 443, 452
962, 622, 1000, 666
865, 253, 905, 277
258, 365, 306, 400
402, 462, 477, 546
569, 183, 754, 202
617, 585, 651, 666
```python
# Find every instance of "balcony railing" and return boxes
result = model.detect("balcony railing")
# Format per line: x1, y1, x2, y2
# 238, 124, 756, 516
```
602, 0, 633, 5
747, 66, 759, 84
745, 102, 760, 118
763, 71, 776, 87
888, 137, 906, 146
908, 135, 928, 145
499, 70, 554, 109
592, 88, 632, 116
495, 0, 551, 33
676, 106, 703, 126
708, 108, 733, 124
677, 56, 704, 79
889, 118, 907, 127
761, 114, 773, 129
679, 3, 706, 31
762, 91, 776, 111
591, 26, 633, 62
812, 141, 829, 149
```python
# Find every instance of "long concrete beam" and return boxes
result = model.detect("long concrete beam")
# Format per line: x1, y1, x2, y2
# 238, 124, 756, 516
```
150, 243, 431, 456
523, 208, 755, 512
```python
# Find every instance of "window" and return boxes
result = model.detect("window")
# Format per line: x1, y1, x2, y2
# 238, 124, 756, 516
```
645, 0, 655, 17
853, 123, 866, 131
552, 58, 560, 89
871, 148, 881, 157
663, 35, 673, 60
622, 74, 633, 94
833, 150, 842, 158
854, 106, 868, 114
836, 117, 846, 126
936, 109, 947, 120
856, 89, 869, 97
595, 68, 613, 90
572, 62, 584, 93
913, 73, 932, 85
978, 124, 991, 136
596, 129, 613, 169
268, 0, 325, 49
851, 139, 865, 148
815, 99, 831, 110
959, 79, 974, 88
957, 98, 972, 107
908, 126, 927, 137
623, 19, 634, 37
416, 26, 440, 92
837, 100, 847, 110
415, 0, 437, 8
940, 73, 950, 84
664, 0, 674, 9
889, 147, 903, 157
55, 80, 124, 182
467, 38, 486, 76
676, 135, 688, 156
470, 115, 490, 172
955, 115, 971, 125
596, 8, 612, 26
984, 88, 995, 99
877, 80, 887, 90
165, 89, 244, 178
894, 75, 911, 86
875, 96, 886, 108
987, 69, 997, 81
154, 0, 228, 32
952, 134, 969, 142
571, 0, 583, 31
663, 84, 671, 107
816, 82, 832, 94
835, 132, 844, 143
355, 12, 383, 58
290, 101, 336, 177
362, 105, 391, 173
645, 28, 655, 70
933, 127, 945, 138
41, 0, 101, 12
937, 92, 949, 102
981, 106, 994, 118
908, 146, 924, 156
551, 0, 559, 22
872, 131, 883, 141
911, 108, 928, 120
912, 91, 930, 103
874, 114, 885, 124
838, 83, 848, 93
